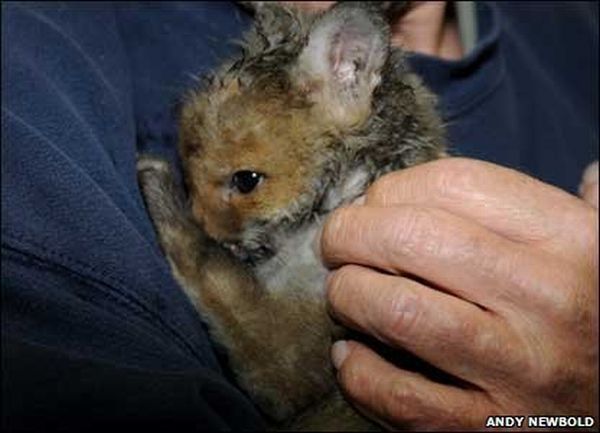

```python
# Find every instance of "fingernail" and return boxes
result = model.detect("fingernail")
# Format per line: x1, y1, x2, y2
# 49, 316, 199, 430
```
331, 340, 349, 369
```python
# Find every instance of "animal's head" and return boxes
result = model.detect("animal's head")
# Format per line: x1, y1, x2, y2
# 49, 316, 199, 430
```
179, 2, 392, 260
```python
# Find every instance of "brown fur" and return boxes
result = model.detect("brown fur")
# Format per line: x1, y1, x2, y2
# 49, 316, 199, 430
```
138, 2, 446, 430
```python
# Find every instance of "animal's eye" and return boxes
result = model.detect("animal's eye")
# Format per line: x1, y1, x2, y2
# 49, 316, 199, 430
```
231, 170, 264, 194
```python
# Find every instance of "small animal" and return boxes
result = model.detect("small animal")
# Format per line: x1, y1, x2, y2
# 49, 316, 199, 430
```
138, 2, 446, 430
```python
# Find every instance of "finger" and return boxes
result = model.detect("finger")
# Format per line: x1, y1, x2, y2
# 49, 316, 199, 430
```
579, 161, 598, 209
326, 265, 520, 385
332, 340, 490, 430
365, 158, 591, 247
581, 161, 599, 186
321, 204, 566, 312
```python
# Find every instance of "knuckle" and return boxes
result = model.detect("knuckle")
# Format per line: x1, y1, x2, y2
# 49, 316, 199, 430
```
465, 320, 524, 382
382, 289, 422, 343
489, 326, 535, 382
539, 267, 588, 326
386, 207, 439, 260
456, 316, 483, 344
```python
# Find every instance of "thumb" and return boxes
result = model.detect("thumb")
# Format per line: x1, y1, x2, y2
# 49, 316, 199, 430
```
579, 161, 598, 209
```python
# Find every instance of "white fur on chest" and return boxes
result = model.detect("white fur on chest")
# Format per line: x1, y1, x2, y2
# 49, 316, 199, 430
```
255, 167, 370, 298
256, 222, 327, 298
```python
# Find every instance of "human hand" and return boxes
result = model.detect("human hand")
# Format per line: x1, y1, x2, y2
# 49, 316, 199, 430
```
320, 158, 598, 430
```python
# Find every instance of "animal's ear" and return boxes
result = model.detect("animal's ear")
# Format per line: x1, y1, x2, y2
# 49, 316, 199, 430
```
293, 3, 390, 129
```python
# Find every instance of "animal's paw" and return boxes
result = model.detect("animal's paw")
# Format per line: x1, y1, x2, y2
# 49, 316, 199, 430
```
136, 154, 173, 193
137, 154, 171, 175
136, 154, 182, 225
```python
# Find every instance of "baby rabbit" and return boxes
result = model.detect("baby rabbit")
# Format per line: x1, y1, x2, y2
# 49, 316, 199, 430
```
138, 2, 446, 430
